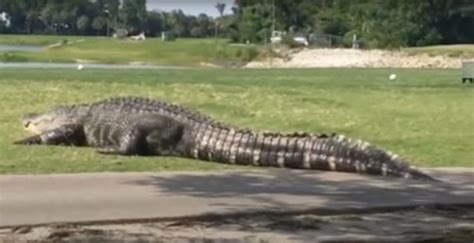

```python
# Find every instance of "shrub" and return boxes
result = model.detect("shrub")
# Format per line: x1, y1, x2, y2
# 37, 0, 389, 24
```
281, 35, 301, 49
239, 47, 259, 62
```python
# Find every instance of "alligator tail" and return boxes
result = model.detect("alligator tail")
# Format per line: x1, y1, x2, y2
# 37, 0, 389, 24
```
188, 125, 436, 181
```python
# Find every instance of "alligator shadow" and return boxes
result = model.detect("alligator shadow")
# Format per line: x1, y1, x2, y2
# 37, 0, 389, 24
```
127, 168, 474, 212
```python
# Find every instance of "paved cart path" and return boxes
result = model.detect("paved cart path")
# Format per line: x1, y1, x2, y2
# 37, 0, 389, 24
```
0, 168, 473, 227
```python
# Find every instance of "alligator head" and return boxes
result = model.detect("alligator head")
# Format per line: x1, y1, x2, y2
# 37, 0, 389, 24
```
22, 105, 89, 134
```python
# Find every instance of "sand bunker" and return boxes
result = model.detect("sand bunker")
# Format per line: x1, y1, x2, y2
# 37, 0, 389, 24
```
245, 48, 467, 69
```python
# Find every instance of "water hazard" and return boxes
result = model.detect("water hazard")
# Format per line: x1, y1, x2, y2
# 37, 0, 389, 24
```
0, 44, 44, 52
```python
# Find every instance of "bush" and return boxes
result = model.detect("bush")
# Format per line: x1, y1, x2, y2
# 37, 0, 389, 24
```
236, 46, 259, 62
213, 44, 230, 60
113, 28, 128, 39
281, 35, 301, 48
208, 44, 260, 67
343, 31, 364, 48
161, 31, 176, 42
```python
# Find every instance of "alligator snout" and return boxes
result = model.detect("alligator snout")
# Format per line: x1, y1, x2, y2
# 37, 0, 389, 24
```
21, 113, 40, 129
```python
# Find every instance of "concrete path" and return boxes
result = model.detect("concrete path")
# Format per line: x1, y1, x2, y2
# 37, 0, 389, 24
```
0, 169, 473, 228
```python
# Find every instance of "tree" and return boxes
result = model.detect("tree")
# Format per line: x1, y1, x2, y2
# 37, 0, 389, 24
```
92, 16, 107, 35
146, 10, 162, 36
103, 0, 120, 34
39, 3, 60, 33
22, 0, 48, 34
25, 10, 41, 33
121, 0, 147, 33
214, 2, 226, 39
76, 15, 89, 34
168, 10, 188, 37
216, 2, 226, 16
0, 0, 472, 45
190, 26, 203, 37
0, 0, 29, 33
197, 13, 212, 36
230, 3, 272, 43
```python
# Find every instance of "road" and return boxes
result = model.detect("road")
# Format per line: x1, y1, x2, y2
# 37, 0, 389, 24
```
0, 168, 473, 228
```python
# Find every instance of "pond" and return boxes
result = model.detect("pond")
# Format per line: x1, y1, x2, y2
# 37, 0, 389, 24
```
0, 62, 187, 69
0, 44, 44, 52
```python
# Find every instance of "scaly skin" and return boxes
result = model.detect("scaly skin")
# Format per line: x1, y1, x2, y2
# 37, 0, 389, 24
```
15, 97, 436, 181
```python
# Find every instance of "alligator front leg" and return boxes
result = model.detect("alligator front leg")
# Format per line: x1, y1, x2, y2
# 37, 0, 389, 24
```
14, 124, 86, 146
96, 128, 186, 156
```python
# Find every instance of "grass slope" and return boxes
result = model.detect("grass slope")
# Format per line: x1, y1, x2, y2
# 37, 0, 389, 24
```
0, 34, 258, 65
404, 44, 474, 58
0, 68, 472, 174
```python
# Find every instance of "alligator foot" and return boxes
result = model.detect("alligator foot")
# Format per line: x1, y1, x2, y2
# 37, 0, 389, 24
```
14, 124, 86, 146
14, 135, 42, 145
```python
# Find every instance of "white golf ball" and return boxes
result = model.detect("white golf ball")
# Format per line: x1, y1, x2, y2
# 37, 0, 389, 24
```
389, 74, 396, 80
77, 64, 84, 70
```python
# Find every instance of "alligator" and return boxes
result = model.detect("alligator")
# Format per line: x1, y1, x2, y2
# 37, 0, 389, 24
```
14, 97, 436, 181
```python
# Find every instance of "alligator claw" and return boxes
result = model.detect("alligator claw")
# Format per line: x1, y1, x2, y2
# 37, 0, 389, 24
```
96, 147, 121, 155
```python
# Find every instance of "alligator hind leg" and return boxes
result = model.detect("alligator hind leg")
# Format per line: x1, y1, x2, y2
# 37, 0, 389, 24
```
144, 124, 188, 156
14, 124, 86, 146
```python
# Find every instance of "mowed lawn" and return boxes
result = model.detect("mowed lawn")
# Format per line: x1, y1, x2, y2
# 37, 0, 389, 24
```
0, 68, 472, 174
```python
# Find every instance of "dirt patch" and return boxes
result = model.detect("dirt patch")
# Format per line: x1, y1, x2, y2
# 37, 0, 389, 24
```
1, 205, 473, 243
245, 48, 469, 69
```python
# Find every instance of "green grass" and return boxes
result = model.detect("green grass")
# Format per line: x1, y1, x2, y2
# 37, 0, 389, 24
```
0, 68, 472, 174
0, 34, 259, 66
404, 44, 474, 58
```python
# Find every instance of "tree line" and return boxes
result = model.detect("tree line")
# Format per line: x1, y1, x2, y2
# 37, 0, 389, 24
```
1, 0, 473, 47
229, 0, 474, 47
0, 0, 218, 38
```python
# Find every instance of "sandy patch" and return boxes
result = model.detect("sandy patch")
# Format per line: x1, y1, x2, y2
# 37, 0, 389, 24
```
245, 48, 468, 69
